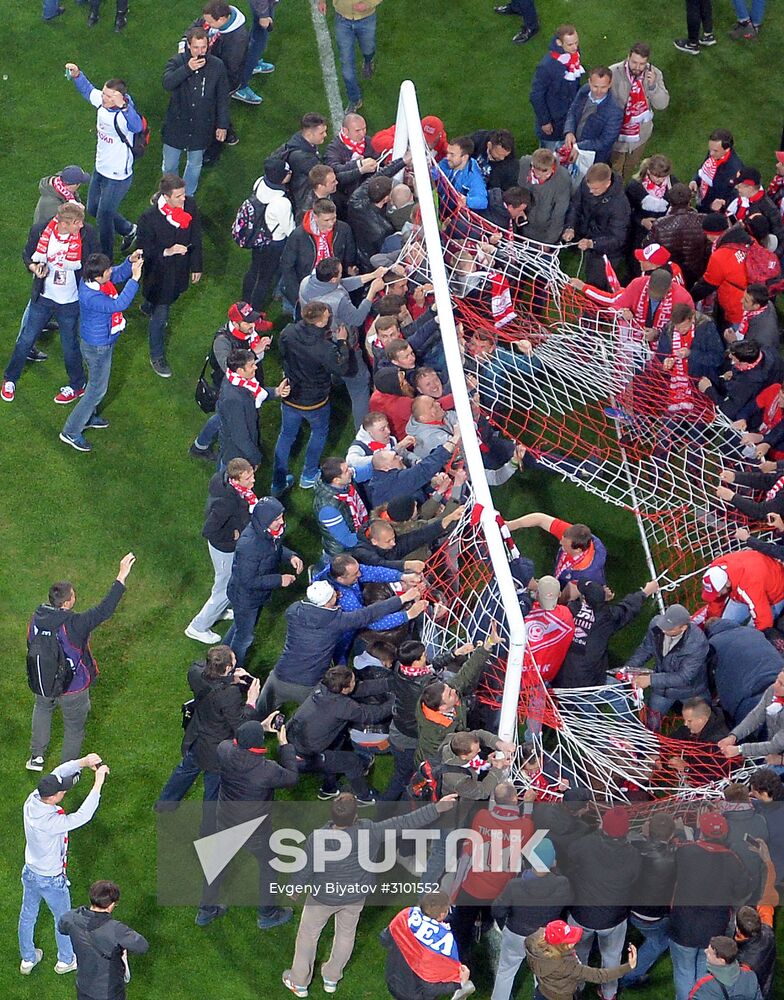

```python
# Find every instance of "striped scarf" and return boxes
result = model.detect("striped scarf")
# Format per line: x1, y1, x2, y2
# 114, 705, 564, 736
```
726, 188, 764, 222
34, 218, 81, 265
698, 148, 731, 201
339, 128, 366, 159
99, 281, 126, 337
668, 320, 695, 412
229, 479, 259, 511
550, 48, 584, 81
52, 176, 78, 203
634, 279, 673, 332
335, 483, 368, 530
766, 475, 784, 501
737, 304, 766, 339
226, 368, 268, 408
618, 66, 651, 141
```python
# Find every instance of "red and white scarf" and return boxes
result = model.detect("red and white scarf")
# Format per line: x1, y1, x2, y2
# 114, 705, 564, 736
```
634, 278, 673, 332
464, 753, 491, 774
698, 148, 731, 201
490, 272, 516, 328
526, 166, 554, 186
554, 540, 594, 581
336, 483, 368, 530
229, 321, 265, 355
642, 175, 669, 200
399, 660, 433, 679
737, 304, 767, 339
52, 176, 78, 203
640, 173, 671, 214
34, 217, 81, 265
667, 320, 695, 412
99, 280, 126, 337
303, 210, 334, 264
759, 384, 783, 434
550, 48, 584, 81
157, 193, 192, 229
726, 188, 764, 222
767, 173, 784, 215
527, 769, 565, 803
229, 478, 259, 511
766, 475, 784, 501
226, 367, 268, 408
339, 128, 366, 159
618, 66, 651, 141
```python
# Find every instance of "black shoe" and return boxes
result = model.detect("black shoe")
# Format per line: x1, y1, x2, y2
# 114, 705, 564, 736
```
151, 357, 173, 379
189, 442, 217, 461
87, 9, 98, 24
119, 225, 137, 254
43, 320, 59, 333
225, 128, 240, 147
26, 348, 48, 363
114, 13, 127, 30
362, 57, 375, 79
512, 26, 538, 43
494, 3, 517, 12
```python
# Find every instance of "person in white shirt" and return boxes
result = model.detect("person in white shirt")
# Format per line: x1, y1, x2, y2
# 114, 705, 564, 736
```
19, 754, 109, 977
64, 62, 144, 258
240, 157, 295, 311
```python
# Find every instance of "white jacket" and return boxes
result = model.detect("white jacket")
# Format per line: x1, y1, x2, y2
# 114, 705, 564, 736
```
251, 178, 295, 242
23, 761, 101, 876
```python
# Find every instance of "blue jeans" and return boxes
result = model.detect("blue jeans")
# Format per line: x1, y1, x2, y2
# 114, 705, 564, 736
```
272, 401, 331, 490
620, 915, 670, 985
63, 340, 115, 436
722, 597, 784, 626
162, 144, 204, 197
342, 358, 371, 430
224, 602, 266, 666
42, 0, 63, 17
669, 940, 708, 1000
158, 747, 220, 803
86, 172, 134, 257
732, 0, 765, 22
196, 412, 221, 450
506, 0, 539, 25
379, 743, 415, 802
147, 302, 170, 361
239, 19, 270, 88
5, 297, 84, 389
18, 866, 74, 965
333, 13, 376, 104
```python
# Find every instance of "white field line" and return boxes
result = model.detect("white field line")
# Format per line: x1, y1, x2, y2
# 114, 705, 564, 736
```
308, 0, 344, 130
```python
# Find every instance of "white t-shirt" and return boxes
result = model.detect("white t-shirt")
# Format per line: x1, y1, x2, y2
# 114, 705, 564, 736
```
33, 228, 80, 304
88, 89, 135, 180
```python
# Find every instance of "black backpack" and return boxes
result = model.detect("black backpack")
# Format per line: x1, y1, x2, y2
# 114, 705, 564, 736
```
26, 613, 75, 698
113, 109, 151, 161
406, 760, 466, 803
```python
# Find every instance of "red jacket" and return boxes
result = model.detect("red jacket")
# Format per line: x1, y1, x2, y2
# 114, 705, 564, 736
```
703, 244, 748, 324
459, 805, 534, 900
523, 604, 576, 682
705, 550, 784, 630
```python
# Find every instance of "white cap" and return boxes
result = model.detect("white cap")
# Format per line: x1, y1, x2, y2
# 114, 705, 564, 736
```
702, 566, 729, 600
307, 581, 334, 607
537, 575, 561, 611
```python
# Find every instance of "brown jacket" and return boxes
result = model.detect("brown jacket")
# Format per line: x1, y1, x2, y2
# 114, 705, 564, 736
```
647, 207, 709, 288
525, 929, 632, 1000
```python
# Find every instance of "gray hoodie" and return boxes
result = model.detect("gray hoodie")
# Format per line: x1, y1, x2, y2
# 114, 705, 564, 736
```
23, 761, 101, 876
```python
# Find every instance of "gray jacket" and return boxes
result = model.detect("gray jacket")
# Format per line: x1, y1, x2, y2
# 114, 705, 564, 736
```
517, 157, 572, 244
298, 273, 373, 330
608, 60, 670, 152
731, 683, 784, 757
405, 411, 457, 460
439, 737, 506, 799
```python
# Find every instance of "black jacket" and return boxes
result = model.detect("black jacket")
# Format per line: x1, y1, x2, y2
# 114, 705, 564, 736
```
693, 148, 744, 212
381, 924, 459, 1000
202, 471, 253, 553
23, 221, 100, 303
470, 131, 519, 192
185, 13, 248, 91
215, 739, 298, 841
324, 133, 405, 201
702, 349, 784, 424
58, 907, 148, 1000
669, 840, 752, 947
745, 193, 784, 253
347, 180, 396, 270
274, 595, 404, 687
556, 588, 647, 688
226, 497, 296, 609
289, 679, 394, 756
284, 130, 325, 212
279, 220, 357, 306
278, 318, 351, 408
217, 377, 263, 467
182, 660, 256, 771
737, 924, 776, 1000
351, 519, 446, 571
493, 871, 572, 938
629, 837, 677, 919
565, 173, 631, 259
135, 196, 203, 306
161, 51, 229, 151
566, 832, 642, 930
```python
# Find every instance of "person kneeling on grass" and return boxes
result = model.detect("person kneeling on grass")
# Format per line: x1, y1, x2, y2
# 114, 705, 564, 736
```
59, 250, 142, 454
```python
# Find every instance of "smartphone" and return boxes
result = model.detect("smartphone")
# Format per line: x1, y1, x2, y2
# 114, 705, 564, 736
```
271, 712, 285, 731
743, 834, 760, 847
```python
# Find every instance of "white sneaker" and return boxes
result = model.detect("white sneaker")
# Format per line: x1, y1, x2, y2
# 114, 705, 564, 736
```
25, 756, 45, 771
221, 608, 234, 621
1, 380, 15, 402
184, 624, 221, 644
54, 957, 77, 974
20, 949, 43, 974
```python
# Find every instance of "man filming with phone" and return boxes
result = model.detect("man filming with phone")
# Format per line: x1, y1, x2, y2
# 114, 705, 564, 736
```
608, 42, 670, 180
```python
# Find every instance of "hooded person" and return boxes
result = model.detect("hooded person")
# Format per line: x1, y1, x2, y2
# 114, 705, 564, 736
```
690, 936, 765, 1000
557, 579, 656, 688
368, 366, 417, 440
241, 156, 295, 311
33, 165, 91, 227
223, 497, 303, 665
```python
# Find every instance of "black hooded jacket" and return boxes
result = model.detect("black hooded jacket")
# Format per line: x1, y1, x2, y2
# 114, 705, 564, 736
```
201, 470, 253, 553
57, 907, 149, 1000
564, 173, 631, 258
226, 497, 297, 608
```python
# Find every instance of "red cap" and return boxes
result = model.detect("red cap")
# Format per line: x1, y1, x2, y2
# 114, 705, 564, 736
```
421, 116, 445, 147
699, 812, 728, 840
602, 806, 630, 839
228, 301, 261, 326
634, 243, 671, 266
776, 152, 784, 165
544, 920, 583, 947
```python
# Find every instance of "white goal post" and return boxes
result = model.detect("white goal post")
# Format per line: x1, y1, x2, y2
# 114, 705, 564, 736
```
391, 80, 527, 742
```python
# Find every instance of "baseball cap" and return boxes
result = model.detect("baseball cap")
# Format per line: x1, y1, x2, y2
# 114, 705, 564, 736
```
733, 167, 761, 187
702, 566, 729, 601
421, 116, 445, 147
307, 581, 334, 607
59, 165, 91, 185
228, 301, 262, 326
537, 575, 561, 611
37, 771, 80, 797
544, 920, 583, 947
652, 604, 691, 631
699, 812, 728, 840
634, 243, 671, 266
602, 806, 630, 839
235, 721, 267, 750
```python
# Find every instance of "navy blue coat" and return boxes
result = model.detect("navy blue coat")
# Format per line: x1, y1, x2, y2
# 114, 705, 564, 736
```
366, 444, 451, 509
655, 315, 725, 382
692, 148, 744, 213
529, 39, 584, 142
226, 498, 297, 609
706, 619, 783, 726
626, 621, 710, 702
563, 87, 624, 165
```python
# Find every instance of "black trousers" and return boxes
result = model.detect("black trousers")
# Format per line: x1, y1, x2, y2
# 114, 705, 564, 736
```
241, 241, 286, 311
686, 0, 713, 41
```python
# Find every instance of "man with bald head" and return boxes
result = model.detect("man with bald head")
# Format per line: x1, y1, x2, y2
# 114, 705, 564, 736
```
406, 395, 457, 459
353, 507, 463, 570
367, 429, 459, 508
325, 112, 408, 203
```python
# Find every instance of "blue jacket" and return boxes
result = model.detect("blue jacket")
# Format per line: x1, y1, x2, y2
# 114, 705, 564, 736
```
78, 258, 139, 346
529, 39, 584, 141
226, 497, 298, 609
706, 619, 783, 726
563, 87, 624, 165
366, 444, 451, 509
437, 157, 488, 211
626, 621, 710, 701
655, 315, 725, 382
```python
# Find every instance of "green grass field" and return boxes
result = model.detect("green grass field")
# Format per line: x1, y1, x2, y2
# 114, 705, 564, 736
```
2, 1, 783, 996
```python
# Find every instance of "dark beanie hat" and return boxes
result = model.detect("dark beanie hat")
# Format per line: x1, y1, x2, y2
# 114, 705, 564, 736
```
235, 721, 267, 750
387, 496, 416, 521
578, 579, 606, 610
264, 157, 290, 186
702, 213, 729, 234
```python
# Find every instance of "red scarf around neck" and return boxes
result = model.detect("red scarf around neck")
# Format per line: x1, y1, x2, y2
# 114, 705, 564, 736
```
634, 277, 673, 332
229, 478, 259, 511
737, 304, 767, 339
230, 321, 265, 355
642, 175, 669, 200
668, 321, 695, 412
35, 217, 81, 264
100, 280, 126, 337
157, 193, 192, 229
226, 367, 268, 408
698, 148, 731, 201
303, 210, 334, 264
52, 176, 78, 203
550, 48, 584, 81
619, 66, 651, 140
527, 166, 554, 187
727, 188, 764, 221
339, 128, 366, 159
335, 482, 368, 529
